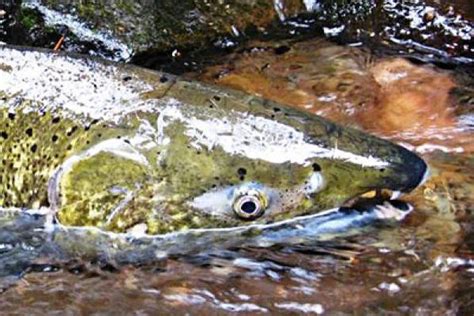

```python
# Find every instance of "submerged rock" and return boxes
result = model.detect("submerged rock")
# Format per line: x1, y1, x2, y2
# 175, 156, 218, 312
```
196, 38, 474, 154
290, 0, 474, 65
1, 0, 307, 61
2, 1, 472, 70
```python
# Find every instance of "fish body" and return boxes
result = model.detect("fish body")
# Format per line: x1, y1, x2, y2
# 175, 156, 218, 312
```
0, 46, 428, 235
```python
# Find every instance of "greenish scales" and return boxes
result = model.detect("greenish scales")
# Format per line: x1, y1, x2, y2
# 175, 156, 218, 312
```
0, 46, 428, 235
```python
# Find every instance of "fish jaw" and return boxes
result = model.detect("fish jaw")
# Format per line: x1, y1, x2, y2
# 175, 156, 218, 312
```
292, 113, 429, 217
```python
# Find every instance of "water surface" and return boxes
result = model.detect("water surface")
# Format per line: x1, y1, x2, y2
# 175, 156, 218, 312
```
0, 0, 473, 314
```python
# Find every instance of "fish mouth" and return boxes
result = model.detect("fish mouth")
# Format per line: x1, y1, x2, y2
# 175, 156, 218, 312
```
343, 162, 429, 212
340, 189, 414, 223
343, 189, 403, 209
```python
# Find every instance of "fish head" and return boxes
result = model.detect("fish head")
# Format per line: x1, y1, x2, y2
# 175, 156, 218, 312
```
50, 78, 427, 235
147, 98, 428, 232
57, 98, 427, 235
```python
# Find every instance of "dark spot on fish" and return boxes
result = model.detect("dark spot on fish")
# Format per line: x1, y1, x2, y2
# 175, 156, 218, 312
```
30, 144, 37, 153
325, 124, 337, 135
274, 45, 290, 55
124, 139, 131, 144
273, 107, 281, 113
51, 135, 58, 142
213, 95, 221, 101
0, 131, 8, 139
238, 168, 247, 181
25, 128, 33, 137
380, 168, 385, 173
238, 168, 247, 176
8, 113, 15, 120
67, 144, 72, 150
122, 76, 132, 82
52, 117, 60, 124
66, 126, 78, 137
160, 75, 168, 83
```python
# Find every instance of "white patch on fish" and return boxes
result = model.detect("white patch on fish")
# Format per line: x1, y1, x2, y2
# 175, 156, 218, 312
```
157, 105, 390, 167
0, 48, 157, 123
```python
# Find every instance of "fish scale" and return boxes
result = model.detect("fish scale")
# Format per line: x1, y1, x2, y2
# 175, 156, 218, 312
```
0, 103, 115, 208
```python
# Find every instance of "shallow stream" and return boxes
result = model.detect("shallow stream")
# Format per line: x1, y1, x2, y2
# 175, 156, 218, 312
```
0, 0, 473, 314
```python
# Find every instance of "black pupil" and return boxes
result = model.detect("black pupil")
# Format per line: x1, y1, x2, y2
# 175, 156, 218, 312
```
241, 200, 258, 214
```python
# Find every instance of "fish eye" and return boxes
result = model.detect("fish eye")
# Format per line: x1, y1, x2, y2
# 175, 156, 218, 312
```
232, 190, 267, 220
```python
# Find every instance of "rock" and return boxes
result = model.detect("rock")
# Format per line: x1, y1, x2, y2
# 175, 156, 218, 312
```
6, 0, 307, 61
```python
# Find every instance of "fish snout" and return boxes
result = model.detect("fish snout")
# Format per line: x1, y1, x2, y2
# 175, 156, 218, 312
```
389, 150, 429, 193
408, 156, 430, 191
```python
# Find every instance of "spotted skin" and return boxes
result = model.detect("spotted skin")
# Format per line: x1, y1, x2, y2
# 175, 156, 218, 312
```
0, 46, 428, 234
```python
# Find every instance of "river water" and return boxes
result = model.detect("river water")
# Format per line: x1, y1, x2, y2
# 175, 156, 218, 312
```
0, 1, 473, 314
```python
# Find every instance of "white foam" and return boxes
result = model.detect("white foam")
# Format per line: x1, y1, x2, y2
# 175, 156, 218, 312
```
275, 302, 324, 314
273, 0, 286, 21
303, 0, 320, 11
23, 0, 132, 60
378, 282, 401, 293
435, 256, 474, 272
415, 143, 464, 154
323, 25, 345, 37
384, 0, 472, 41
